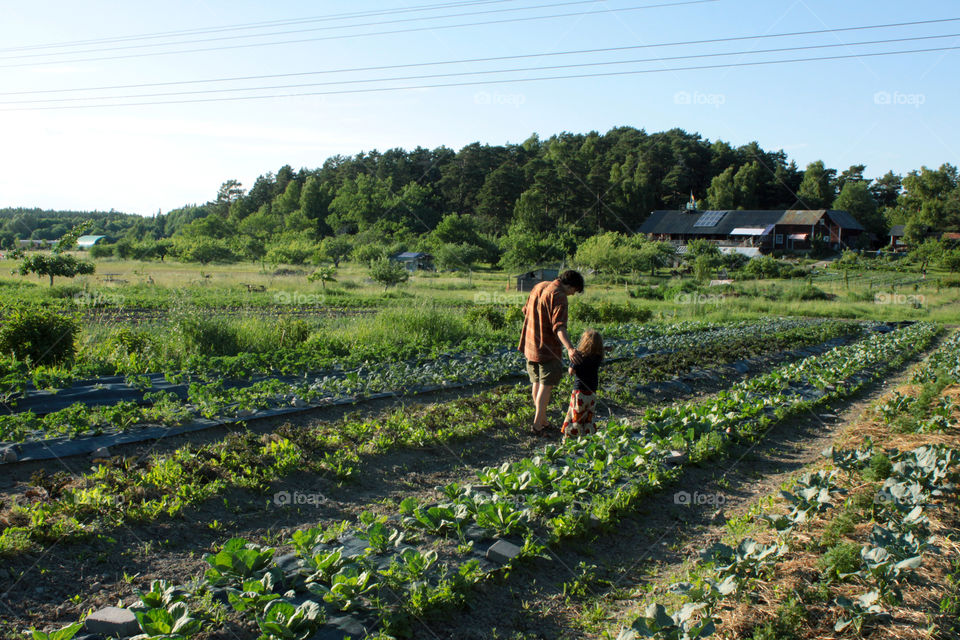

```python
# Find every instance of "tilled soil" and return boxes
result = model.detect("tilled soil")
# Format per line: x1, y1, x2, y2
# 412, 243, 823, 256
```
419, 351, 934, 639
0, 335, 894, 638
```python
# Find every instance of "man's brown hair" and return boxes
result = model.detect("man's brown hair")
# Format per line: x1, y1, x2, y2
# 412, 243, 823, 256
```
558, 269, 584, 293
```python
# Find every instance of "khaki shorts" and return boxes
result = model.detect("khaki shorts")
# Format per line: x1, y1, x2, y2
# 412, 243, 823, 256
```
526, 358, 564, 386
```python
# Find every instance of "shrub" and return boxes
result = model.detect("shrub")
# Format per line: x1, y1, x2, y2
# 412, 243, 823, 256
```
749, 597, 806, 640
90, 244, 114, 258
571, 300, 652, 323
46, 285, 84, 300
504, 306, 524, 325
628, 285, 662, 300
863, 453, 893, 482
465, 306, 506, 331
0, 307, 79, 366
820, 511, 856, 547
176, 315, 242, 357
818, 542, 861, 582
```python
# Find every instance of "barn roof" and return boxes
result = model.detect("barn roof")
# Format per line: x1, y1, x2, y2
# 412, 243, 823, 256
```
638, 210, 783, 236
826, 209, 865, 231
639, 209, 864, 235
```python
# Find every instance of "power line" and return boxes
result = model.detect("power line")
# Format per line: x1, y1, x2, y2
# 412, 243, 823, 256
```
0, 0, 718, 69
0, 0, 531, 53
3, 16, 956, 97
2, 44, 955, 112
0, 0, 601, 60
4, 32, 957, 105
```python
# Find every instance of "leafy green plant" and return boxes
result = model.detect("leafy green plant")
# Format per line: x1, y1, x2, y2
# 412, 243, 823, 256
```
202, 538, 276, 587
226, 574, 287, 614
356, 511, 404, 553
135, 580, 187, 609
28, 622, 83, 640
309, 565, 379, 612
618, 602, 716, 640
134, 602, 202, 640
834, 591, 891, 634
255, 599, 325, 640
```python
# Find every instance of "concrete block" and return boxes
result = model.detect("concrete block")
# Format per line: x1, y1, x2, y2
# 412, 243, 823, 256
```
84, 607, 140, 638
486, 539, 522, 564
664, 450, 687, 466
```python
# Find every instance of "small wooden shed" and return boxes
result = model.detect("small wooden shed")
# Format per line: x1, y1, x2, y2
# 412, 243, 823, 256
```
515, 267, 559, 292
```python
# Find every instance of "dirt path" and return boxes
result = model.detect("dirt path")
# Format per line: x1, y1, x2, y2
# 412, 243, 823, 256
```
415, 346, 935, 640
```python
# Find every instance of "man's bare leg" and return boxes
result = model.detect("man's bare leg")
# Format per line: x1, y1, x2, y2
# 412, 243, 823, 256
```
533, 383, 553, 429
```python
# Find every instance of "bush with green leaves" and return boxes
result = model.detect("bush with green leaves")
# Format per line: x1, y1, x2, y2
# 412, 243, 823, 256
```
0, 307, 79, 366
817, 542, 862, 583
369, 257, 410, 290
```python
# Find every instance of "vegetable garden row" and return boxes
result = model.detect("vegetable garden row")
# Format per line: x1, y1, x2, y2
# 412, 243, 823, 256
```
616, 327, 960, 639
16, 320, 947, 639
0, 318, 859, 554
1, 318, 851, 449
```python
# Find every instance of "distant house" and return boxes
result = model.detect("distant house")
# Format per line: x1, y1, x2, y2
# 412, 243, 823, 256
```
515, 267, 559, 292
888, 225, 907, 251
392, 251, 434, 271
17, 239, 56, 249
637, 209, 865, 254
76, 235, 107, 250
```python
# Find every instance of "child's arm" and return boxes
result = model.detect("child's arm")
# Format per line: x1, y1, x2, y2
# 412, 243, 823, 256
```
568, 367, 574, 376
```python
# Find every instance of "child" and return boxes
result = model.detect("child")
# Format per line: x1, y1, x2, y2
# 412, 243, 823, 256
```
562, 329, 604, 438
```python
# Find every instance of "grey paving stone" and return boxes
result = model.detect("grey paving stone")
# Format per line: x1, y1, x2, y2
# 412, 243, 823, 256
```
486, 539, 522, 564
84, 607, 140, 638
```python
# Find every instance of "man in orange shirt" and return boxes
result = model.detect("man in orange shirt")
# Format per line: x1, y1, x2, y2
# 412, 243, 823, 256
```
518, 269, 584, 435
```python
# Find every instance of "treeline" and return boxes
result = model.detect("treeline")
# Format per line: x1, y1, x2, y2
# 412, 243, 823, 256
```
10, 126, 960, 267
0, 208, 142, 246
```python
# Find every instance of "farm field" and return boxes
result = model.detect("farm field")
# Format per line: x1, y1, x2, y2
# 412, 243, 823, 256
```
1, 259, 960, 640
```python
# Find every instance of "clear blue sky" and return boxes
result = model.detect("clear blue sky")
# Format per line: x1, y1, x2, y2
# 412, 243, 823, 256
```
0, 0, 956, 215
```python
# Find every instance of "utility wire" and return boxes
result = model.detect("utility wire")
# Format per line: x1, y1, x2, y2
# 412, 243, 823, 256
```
0, 0, 603, 60
0, 0, 718, 69
3, 16, 956, 97
3, 32, 957, 105
0, 0, 531, 53
2, 44, 955, 112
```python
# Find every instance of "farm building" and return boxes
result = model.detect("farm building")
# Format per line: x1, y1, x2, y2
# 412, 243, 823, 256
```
638, 209, 865, 254
392, 251, 434, 271
889, 225, 907, 251
515, 267, 559, 292
76, 235, 107, 250
17, 239, 56, 249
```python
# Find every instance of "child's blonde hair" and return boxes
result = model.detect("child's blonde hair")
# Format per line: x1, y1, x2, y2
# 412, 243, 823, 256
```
577, 329, 603, 357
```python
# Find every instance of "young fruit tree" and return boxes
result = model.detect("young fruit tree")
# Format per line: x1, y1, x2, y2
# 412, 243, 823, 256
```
17, 224, 96, 286
369, 258, 409, 291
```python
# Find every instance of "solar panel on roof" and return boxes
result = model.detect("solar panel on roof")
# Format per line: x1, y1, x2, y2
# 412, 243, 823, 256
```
693, 211, 727, 227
